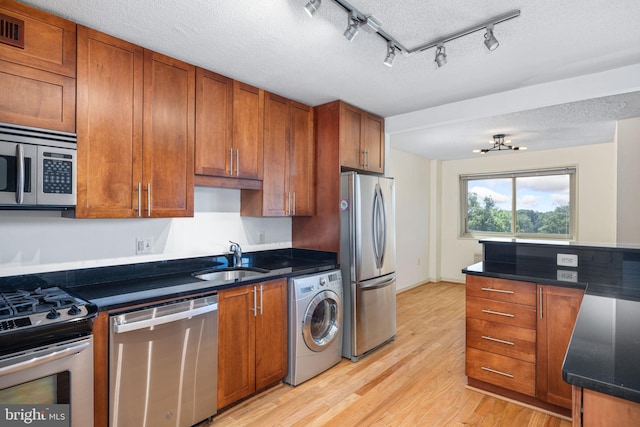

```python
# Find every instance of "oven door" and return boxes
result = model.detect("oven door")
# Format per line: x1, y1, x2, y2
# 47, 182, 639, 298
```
0, 141, 37, 205
0, 336, 94, 427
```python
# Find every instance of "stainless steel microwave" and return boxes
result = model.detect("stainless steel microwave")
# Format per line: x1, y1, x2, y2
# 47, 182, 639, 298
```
0, 122, 77, 209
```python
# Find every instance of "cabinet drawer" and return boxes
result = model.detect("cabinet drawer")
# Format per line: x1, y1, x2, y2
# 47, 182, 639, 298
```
466, 347, 535, 397
466, 276, 536, 306
466, 297, 536, 329
466, 318, 536, 362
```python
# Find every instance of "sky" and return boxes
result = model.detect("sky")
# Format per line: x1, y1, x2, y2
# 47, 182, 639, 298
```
469, 175, 570, 213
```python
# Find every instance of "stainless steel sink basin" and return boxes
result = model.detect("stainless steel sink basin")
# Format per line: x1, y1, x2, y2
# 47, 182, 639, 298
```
193, 267, 270, 282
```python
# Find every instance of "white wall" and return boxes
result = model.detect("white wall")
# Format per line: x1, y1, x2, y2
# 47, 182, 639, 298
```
0, 187, 292, 277
439, 143, 617, 283
616, 117, 640, 244
388, 148, 431, 291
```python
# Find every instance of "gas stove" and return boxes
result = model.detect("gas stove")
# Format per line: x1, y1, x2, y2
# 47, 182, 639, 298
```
0, 286, 97, 357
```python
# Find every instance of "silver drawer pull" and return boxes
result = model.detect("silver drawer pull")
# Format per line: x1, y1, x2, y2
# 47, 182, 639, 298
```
481, 287, 514, 294
481, 366, 514, 378
481, 309, 515, 318
482, 335, 515, 346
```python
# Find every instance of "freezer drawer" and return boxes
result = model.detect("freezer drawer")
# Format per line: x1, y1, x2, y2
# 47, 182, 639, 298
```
352, 275, 397, 358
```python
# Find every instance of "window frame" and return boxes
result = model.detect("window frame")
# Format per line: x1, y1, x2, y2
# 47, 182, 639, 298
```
460, 167, 577, 240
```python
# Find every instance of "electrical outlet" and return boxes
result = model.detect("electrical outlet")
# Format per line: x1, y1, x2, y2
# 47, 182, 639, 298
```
258, 231, 265, 243
136, 238, 152, 255
557, 270, 578, 282
557, 253, 578, 267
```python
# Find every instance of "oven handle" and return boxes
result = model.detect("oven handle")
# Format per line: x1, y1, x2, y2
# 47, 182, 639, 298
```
15, 144, 24, 204
113, 302, 218, 334
0, 341, 90, 376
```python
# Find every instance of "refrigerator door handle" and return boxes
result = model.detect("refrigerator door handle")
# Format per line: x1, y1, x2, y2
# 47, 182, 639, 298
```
377, 185, 387, 268
372, 185, 381, 269
358, 276, 396, 291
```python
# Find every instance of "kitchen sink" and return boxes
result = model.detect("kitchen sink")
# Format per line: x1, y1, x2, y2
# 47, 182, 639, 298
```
193, 267, 270, 282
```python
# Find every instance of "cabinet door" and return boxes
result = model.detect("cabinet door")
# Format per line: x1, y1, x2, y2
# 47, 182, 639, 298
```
75, 26, 143, 218
255, 279, 288, 390
289, 101, 315, 216
195, 68, 233, 177
218, 285, 256, 409
260, 92, 289, 216
362, 113, 385, 173
142, 50, 195, 217
536, 285, 584, 409
339, 103, 363, 170
233, 81, 264, 180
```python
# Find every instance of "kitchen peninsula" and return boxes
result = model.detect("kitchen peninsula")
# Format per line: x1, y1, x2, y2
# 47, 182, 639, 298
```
463, 238, 640, 425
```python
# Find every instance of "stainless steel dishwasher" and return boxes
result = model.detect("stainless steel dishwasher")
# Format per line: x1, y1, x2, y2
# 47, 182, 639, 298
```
109, 294, 218, 427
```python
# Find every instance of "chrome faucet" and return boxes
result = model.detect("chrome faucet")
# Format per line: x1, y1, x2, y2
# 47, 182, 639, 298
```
229, 241, 242, 267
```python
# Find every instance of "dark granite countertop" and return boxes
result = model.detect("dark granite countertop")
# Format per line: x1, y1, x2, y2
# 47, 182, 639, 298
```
463, 239, 640, 404
0, 248, 338, 311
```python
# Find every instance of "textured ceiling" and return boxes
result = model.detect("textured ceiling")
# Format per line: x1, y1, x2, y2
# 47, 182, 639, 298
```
18, 0, 640, 160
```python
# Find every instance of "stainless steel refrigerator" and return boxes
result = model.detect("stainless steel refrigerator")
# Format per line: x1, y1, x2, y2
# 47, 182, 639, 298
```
340, 171, 396, 361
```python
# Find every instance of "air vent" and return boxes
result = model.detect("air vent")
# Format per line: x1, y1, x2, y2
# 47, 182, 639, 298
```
0, 13, 24, 49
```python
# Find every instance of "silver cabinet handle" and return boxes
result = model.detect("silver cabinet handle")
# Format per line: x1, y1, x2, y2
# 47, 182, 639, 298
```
286, 192, 290, 216
292, 192, 296, 216
147, 183, 151, 217
137, 182, 142, 217
15, 144, 24, 204
236, 149, 239, 176
251, 286, 257, 317
259, 284, 263, 315
481, 366, 514, 378
539, 287, 543, 319
365, 148, 369, 169
481, 287, 514, 294
482, 336, 515, 346
228, 148, 233, 176
481, 309, 515, 318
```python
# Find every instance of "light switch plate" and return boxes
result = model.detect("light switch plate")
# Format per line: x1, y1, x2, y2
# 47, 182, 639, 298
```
557, 253, 578, 267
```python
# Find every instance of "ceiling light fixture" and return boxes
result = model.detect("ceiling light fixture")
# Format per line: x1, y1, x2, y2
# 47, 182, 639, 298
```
484, 25, 499, 51
344, 11, 360, 41
473, 134, 527, 154
304, 0, 321, 17
434, 44, 447, 67
303, 0, 519, 67
383, 42, 396, 67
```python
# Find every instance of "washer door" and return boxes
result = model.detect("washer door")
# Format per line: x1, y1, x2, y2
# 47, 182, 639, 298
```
302, 290, 342, 352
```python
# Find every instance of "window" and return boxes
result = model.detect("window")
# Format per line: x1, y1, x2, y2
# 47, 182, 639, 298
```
461, 167, 576, 239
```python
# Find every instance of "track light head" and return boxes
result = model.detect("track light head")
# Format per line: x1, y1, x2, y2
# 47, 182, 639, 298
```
304, 0, 321, 17
484, 25, 499, 51
434, 44, 447, 67
384, 42, 396, 67
344, 11, 360, 41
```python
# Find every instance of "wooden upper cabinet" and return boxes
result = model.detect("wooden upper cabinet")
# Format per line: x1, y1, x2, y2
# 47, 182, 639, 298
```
0, 0, 76, 132
233, 81, 264, 180
195, 68, 233, 178
241, 92, 314, 217
73, 27, 194, 218
338, 101, 385, 173
142, 50, 195, 218
536, 285, 584, 409
74, 26, 143, 218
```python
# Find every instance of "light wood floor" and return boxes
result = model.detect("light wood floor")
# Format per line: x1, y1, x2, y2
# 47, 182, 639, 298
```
210, 282, 572, 426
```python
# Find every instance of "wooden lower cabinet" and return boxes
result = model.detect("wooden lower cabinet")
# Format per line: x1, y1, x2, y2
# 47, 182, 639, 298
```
217, 279, 287, 409
573, 387, 640, 427
465, 275, 584, 415
537, 284, 584, 409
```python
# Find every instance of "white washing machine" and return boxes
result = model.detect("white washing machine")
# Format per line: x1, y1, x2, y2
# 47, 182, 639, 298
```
284, 269, 343, 386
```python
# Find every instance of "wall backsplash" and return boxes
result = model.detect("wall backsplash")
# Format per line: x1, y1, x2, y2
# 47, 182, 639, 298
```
0, 186, 292, 277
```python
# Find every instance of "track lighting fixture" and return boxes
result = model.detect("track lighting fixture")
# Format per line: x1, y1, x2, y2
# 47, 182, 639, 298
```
304, 0, 321, 17
383, 42, 396, 67
434, 44, 447, 67
303, 0, 519, 67
484, 25, 499, 51
473, 134, 527, 154
344, 11, 360, 41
